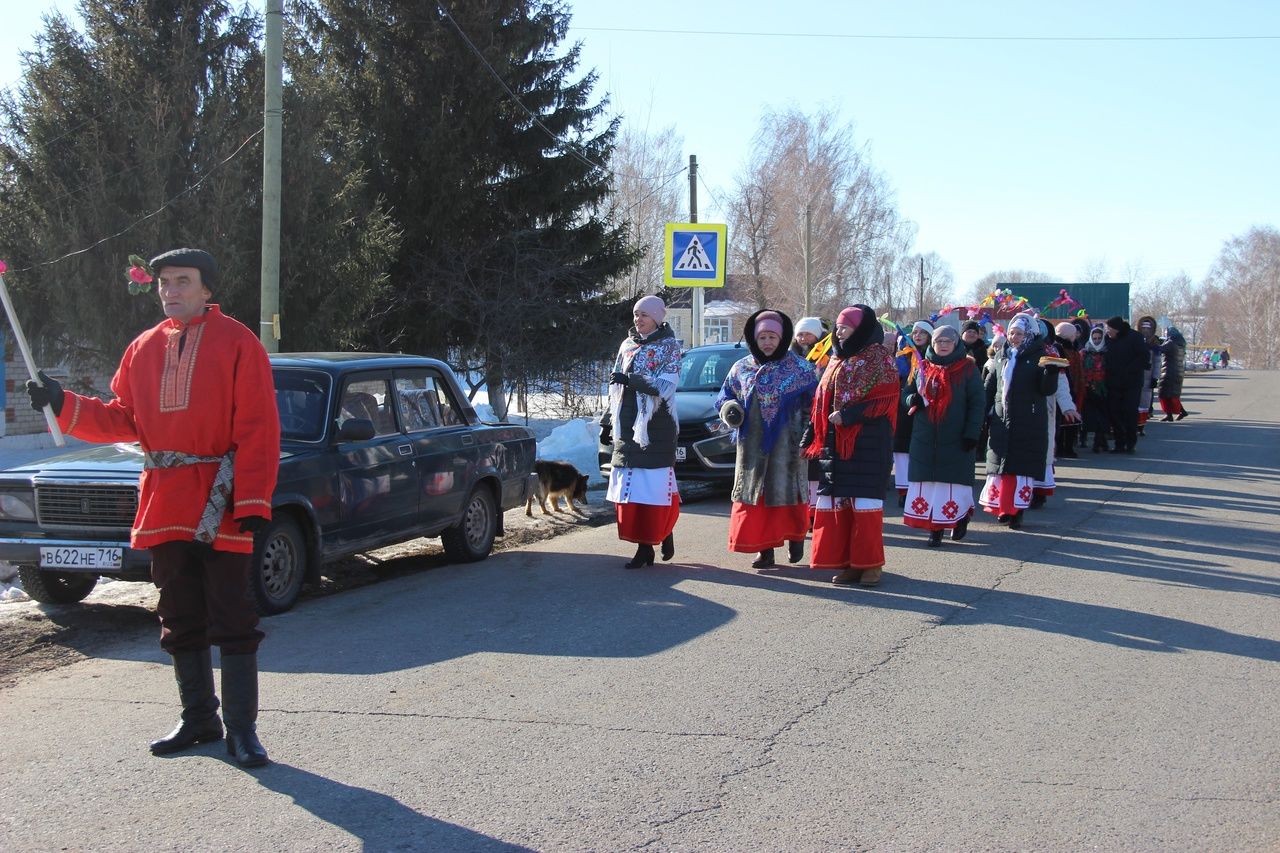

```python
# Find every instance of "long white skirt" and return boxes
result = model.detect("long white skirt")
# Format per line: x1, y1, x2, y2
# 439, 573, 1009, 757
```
607, 466, 679, 506
903, 482, 975, 530
893, 452, 910, 490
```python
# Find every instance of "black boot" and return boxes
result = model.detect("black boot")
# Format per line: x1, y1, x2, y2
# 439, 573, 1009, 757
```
221, 653, 269, 768
624, 544, 655, 569
950, 515, 970, 541
1009, 510, 1024, 530
927, 529, 943, 548
149, 648, 223, 756
660, 533, 675, 562
751, 549, 776, 569
787, 540, 804, 564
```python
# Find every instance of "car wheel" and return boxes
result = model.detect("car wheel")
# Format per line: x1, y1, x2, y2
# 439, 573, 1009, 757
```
441, 486, 497, 563
251, 516, 306, 615
15, 566, 98, 604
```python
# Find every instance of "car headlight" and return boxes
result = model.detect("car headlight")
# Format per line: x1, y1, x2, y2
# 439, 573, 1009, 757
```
0, 492, 36, 521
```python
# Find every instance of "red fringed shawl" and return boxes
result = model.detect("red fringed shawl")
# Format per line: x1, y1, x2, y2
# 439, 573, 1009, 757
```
919, 357, 976, 424
805, 342, 899, 461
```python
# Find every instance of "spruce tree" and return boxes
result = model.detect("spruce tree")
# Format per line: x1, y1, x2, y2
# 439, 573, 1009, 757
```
293, 0, 637, 416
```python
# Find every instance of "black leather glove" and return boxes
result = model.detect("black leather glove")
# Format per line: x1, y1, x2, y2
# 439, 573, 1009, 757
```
237, 516, 269, 534
961, 437, 978, 451
26, 371, 64, 416
800, 422, 815, 449
904, 393, 923, 409
609, 371, 629, 386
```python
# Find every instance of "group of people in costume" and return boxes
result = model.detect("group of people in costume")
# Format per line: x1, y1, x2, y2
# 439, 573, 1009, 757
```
606, 295, 1196, 584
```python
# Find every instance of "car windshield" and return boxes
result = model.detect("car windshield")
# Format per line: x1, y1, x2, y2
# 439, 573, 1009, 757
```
273, 368, 331, 442
678, 349, 738, 392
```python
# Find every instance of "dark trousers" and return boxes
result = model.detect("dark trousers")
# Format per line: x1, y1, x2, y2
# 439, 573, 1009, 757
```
150, 541, 263, 655
1106, 384, 1141, 449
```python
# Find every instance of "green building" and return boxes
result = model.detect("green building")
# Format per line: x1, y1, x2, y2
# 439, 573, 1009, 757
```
997, 282, 1131, 321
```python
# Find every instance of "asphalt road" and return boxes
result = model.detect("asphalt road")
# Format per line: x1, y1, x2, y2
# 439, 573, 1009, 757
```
1, 370, 1277, 852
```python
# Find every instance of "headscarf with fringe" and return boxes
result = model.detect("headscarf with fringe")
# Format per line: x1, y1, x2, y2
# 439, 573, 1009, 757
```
610, 323, 681, 449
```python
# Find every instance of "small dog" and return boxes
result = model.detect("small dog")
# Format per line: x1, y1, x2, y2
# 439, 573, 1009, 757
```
526, 459, 589, 518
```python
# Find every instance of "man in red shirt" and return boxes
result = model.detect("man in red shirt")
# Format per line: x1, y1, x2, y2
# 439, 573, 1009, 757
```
27, 248, 280, 767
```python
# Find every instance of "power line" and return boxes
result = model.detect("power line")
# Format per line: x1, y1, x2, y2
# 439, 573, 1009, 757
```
571, 26, 1280, 43
12, 126, 265, 273
437, 3, 615, 179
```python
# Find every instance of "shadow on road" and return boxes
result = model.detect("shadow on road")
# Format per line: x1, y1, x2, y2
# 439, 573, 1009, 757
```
254, 763, 533, 852
670, 563, 1280, 661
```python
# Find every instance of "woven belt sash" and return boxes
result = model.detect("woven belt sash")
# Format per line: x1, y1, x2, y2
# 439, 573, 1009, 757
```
143, 450, 235, 544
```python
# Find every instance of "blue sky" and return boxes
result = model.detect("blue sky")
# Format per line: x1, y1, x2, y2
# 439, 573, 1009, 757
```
6, 1, 1278, 297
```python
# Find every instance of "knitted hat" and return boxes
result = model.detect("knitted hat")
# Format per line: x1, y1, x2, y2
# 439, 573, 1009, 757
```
794, 316, 824, 338
754, 310, 783, 340
1055, 322, 1079, 342
150, 248, 218, 293
1105, 315, 1128, 332
961, 320, 982, 334
932, 325, 959, 344
911, 320, 934, 337
836, 306, 863, 329
633, 294, 666, 324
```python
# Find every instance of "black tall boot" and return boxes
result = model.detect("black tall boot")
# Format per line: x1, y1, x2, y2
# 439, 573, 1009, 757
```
787, 540, 805, 564
660, 533, 675, 562
751, 549, 776, 569
150, 648, 222, 755
624, 544, 655, 569
221, 653, 269, 768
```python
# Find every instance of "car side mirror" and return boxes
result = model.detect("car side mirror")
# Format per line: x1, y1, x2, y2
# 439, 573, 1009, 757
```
335, 417, 375, 442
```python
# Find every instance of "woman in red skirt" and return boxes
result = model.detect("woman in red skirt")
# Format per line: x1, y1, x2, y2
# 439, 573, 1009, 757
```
716, 310, 818, 569
606, 295, 682, 568
804, 305, 900, 586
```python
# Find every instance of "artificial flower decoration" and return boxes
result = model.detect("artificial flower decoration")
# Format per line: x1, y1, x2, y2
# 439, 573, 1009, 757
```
126, 254, 154, 295
0, 259, 8, 274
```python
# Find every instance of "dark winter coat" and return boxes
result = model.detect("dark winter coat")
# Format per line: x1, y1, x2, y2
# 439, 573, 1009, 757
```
1103, 324, 1149, 393
984, 337, 1059, 477
963, 337, 989, 374
1157, 332, 1186, 398
893, 338, 926, 454
611, 324, 678, 470
808, 308, 897, 500
904, 347, 985, 485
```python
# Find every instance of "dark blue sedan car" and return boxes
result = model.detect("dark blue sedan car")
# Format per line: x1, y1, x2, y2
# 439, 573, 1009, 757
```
0, 354, 538, 614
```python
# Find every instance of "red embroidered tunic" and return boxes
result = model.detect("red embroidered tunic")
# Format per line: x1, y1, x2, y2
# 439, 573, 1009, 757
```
55, 306, 280, 554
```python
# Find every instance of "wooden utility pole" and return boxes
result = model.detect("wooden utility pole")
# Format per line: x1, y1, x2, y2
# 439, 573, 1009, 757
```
803, 204, 812, 316
689, 154, 701, 347
259, 0, 283, 352
917, 256, 925, 319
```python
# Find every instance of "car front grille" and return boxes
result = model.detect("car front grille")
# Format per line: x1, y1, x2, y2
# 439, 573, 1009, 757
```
36, 484, 137, 528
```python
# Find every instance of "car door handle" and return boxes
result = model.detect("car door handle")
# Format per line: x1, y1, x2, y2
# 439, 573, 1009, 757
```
461, 434, 475, 446
397, 444, 413, 456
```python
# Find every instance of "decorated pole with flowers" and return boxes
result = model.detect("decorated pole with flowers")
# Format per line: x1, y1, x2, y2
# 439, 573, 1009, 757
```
0, 260, 65, 446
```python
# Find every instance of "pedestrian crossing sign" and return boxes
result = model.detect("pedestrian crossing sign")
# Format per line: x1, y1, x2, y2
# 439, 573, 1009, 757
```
664, 222, 727, 287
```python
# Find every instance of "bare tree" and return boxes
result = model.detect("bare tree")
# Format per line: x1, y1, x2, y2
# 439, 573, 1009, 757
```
890, 251, 955, 322
1204, 226, 1280, 370
606, 123, 686, 300
725, 106, 910, 319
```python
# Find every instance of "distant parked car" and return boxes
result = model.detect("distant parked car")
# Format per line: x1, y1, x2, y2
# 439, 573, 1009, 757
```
0, 353, 538, 614
599, 342, 744, 481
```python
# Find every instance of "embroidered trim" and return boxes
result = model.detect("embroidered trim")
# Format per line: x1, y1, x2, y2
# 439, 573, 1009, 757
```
135, 524, 198, 537
235, 499, 272, 510
159, 323, 205, 413
66, 395, 82, 433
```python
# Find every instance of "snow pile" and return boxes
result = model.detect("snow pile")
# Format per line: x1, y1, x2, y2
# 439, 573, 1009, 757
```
0, 562, 27, 602
536, 418, 604, 485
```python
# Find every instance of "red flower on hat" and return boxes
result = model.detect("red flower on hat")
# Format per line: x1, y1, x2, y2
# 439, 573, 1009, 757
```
125, 254, 153, 295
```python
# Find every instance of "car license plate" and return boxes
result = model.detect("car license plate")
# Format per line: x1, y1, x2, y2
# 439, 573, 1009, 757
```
39, 546, 123, 570
675, 446, 687, 462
